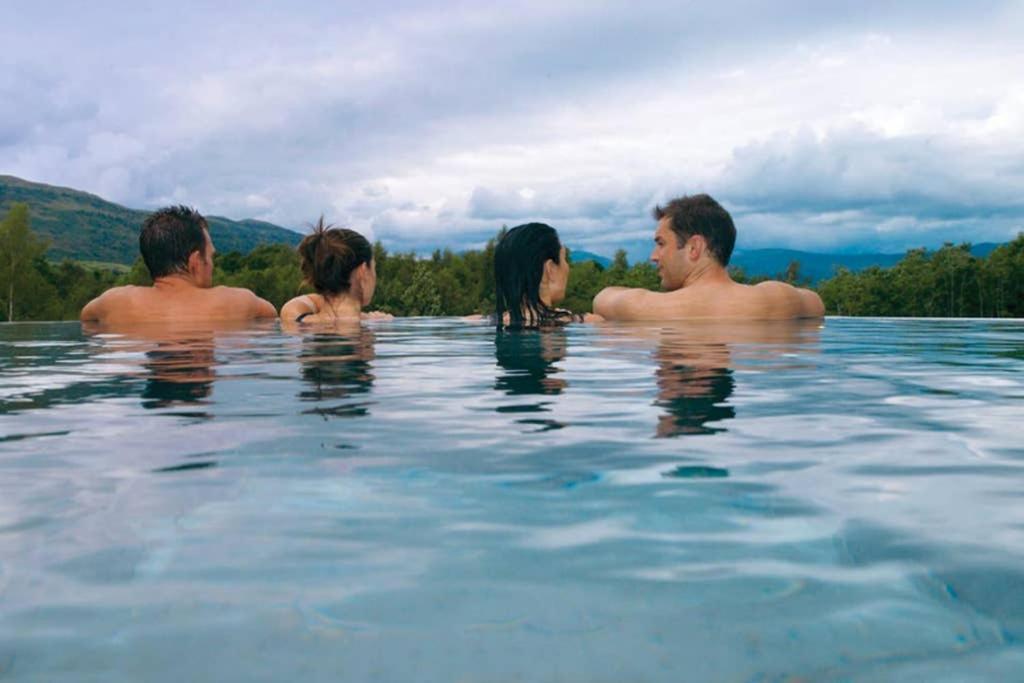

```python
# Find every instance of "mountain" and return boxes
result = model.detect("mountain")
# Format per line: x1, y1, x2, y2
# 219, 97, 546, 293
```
0, 175, 301, 264
730, 245, 1001, 283
568, 249, 612, 268
615, 239, 1005, 283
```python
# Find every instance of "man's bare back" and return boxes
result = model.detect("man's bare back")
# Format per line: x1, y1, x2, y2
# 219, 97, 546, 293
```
81, 280, 276, 325
79, 206, 276, 326
594, 277, 824, 321
593, 194, 824, 322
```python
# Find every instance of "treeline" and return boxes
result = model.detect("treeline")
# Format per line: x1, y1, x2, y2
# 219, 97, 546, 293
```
2, 202, 1022, 321
816, 239, 1024, 317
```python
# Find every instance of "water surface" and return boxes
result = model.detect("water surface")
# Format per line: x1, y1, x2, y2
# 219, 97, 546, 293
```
1, 318, 1023, 681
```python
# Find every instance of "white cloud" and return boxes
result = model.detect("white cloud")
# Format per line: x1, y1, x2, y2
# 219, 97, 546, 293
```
1, 1, 1022, 254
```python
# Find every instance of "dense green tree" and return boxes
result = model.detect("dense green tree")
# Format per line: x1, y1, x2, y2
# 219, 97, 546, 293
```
401, 263, 444, 316
0, 203, 50, 321
562, 260, 605, 313
215, 244, 304, 309
119, 257, 153, 286
818, 234, 1023, 317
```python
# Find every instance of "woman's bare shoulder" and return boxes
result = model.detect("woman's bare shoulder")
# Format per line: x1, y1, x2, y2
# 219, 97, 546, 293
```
280, 294, 319, 320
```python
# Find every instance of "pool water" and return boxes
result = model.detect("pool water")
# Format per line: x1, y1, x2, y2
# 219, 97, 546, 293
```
1, 318, 1023, 681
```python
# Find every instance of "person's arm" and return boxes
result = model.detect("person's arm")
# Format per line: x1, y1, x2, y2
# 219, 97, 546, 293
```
80, 290, 112, 322
592, 286, 657, 321
280, 294, 317, 322
798, 287, 825, 318
251, 294, 277, 319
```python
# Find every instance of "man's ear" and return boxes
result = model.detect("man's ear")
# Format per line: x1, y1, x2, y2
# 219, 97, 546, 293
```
687, 235, 707, 261
187, 249, 204, 273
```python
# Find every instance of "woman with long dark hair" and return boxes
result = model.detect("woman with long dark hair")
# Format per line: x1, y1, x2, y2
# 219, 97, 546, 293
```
493, 222, 600, 327
281, 218, 390, 324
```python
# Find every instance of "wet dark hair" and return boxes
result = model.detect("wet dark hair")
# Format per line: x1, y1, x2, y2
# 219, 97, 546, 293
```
653, 194, 736, 266
139, 205, 209, 279
297, 217, 373, 295
494, 222, 578, 328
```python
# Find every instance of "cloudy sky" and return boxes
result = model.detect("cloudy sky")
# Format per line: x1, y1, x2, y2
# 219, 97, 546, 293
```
2, 1, 1023, 258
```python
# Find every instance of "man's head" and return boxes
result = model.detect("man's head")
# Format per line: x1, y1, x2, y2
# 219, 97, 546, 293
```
649, 194, 736, 290
139, 206, 214, 286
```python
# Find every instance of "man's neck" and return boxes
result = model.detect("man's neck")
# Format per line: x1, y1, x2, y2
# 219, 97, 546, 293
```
153, 274, 204, 290
682, 261, 731, 288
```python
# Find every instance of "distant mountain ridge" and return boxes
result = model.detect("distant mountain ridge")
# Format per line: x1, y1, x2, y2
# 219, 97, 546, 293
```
0, 175, 301, 264
568, 249, 612, 268
615, 240, 1004, 283
730, 245, 1001, 283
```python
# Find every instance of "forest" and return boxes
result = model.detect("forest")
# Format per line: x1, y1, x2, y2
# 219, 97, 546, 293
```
2, 202, 1022, 321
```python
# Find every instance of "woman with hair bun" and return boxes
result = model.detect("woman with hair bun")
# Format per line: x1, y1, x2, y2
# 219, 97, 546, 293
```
281, 218, 391, 323
494, 222, 601, 327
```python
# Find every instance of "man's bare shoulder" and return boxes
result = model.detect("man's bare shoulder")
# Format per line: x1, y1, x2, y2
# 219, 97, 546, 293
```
593, 286, 687, 321
751, 279, 796, 292
209, 286, 277, 318
751, 280, 824, 317
209, 285, 259, 300
96, 285, 146, 301
80, 286, 143, 320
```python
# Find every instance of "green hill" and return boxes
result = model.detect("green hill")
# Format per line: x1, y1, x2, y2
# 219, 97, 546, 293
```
0, 175, 302, 264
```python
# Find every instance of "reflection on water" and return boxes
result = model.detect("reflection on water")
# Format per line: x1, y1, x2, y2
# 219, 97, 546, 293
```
494, 329, 567, 431
297, 326, 376, 420
647, 320, 822, 437
654, 339, 735, 437
494, 329, 567, 397
140, 337, 216, 411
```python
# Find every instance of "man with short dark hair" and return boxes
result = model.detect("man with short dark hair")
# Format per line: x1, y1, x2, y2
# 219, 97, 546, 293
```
593, 194, 824, 320
81, 206, 276, 324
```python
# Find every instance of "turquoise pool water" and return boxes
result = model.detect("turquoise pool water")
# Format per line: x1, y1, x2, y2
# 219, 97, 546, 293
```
1, 318, 1023, 681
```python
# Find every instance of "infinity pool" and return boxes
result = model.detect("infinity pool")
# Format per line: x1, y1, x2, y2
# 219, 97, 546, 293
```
1, 318, 1023, 681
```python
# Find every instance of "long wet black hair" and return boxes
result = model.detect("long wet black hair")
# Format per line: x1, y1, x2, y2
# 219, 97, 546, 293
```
494, 222, 578, 328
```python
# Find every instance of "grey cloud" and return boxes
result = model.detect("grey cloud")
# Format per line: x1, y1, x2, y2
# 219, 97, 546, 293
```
712, 126, 1024, 250
0, 65, 98, 147
467, 185, 646, 224
1, 0, 1022, 255
722, 128, 1024, 215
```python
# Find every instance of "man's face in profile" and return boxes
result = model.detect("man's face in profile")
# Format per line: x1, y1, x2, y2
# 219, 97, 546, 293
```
650, 219, 687, 291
